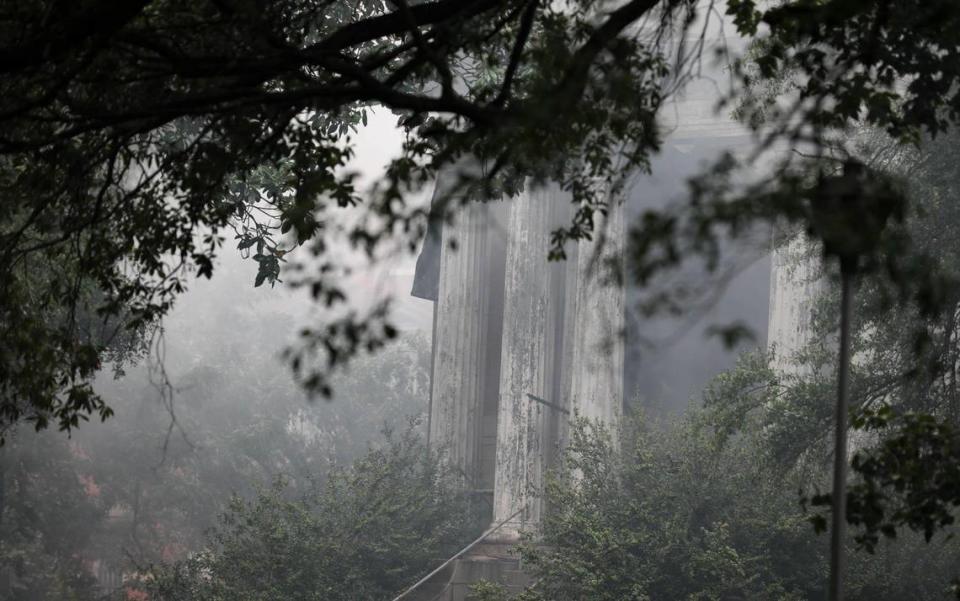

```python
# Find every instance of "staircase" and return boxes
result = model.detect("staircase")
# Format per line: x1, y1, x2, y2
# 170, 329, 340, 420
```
405, 542, 532, 601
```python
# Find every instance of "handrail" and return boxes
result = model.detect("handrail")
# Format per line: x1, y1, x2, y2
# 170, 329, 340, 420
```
526, 393, 570, 415
390, 507, 524, 601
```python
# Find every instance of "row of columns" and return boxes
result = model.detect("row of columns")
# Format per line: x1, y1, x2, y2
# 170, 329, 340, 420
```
426, 177, 625, 539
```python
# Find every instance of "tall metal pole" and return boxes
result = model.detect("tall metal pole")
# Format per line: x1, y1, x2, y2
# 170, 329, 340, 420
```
829, 264, 854, 601
815, 159, 898, 601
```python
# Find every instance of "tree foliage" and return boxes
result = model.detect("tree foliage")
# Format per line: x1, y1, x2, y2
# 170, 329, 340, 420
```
0, 268, 434, 599
0, 0, 698, 435
490, 411, 960, 601
9, 0, 960, 437
0, 430, 104, 600
146, 426, 482, 601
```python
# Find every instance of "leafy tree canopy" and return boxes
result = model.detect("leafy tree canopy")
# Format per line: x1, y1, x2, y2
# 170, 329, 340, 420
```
3, 0, 960, 438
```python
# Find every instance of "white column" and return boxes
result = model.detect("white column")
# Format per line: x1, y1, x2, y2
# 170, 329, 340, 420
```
430, 196, 492, 486
568, 197, 625, 430
490, 186, 556, 539
767, 230, 825, 375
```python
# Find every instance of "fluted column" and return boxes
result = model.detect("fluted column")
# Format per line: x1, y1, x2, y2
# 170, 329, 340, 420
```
767, 230, 825, 375
430, 195, 492, 486
557, 234, 579, 451
490, 186, 556, 539
568, 197, 625, 430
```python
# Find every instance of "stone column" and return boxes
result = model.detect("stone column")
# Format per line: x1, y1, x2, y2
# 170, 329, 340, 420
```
430, 192, 492, 487
490, 185, 556, 539
568, 197, 625, 430
767, 230, 825, 375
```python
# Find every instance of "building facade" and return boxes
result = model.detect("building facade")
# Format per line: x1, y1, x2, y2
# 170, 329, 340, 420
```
412, 173, 626, 539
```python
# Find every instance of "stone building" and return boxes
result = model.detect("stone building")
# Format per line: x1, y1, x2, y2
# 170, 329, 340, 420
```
399, 89, 763, 601
398, 21, 768, 596
401, 169, 625, 600
412, 170, 626, 541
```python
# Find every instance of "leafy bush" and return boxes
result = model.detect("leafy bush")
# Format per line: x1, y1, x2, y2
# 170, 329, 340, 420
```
512, 409, 960, 601
147, 426, 483, 601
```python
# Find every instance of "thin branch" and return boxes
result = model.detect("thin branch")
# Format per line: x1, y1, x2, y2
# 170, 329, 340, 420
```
493, 0, 538, 107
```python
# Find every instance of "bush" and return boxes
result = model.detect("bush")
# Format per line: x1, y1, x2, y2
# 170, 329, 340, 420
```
515, 410, 960, 601
148, 426, 483, 601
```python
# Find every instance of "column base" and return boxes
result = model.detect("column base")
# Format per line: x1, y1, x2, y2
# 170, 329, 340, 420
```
484, 522, 523, 544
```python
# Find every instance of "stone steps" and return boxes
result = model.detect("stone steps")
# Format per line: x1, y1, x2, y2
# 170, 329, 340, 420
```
403, 546, 531, 601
